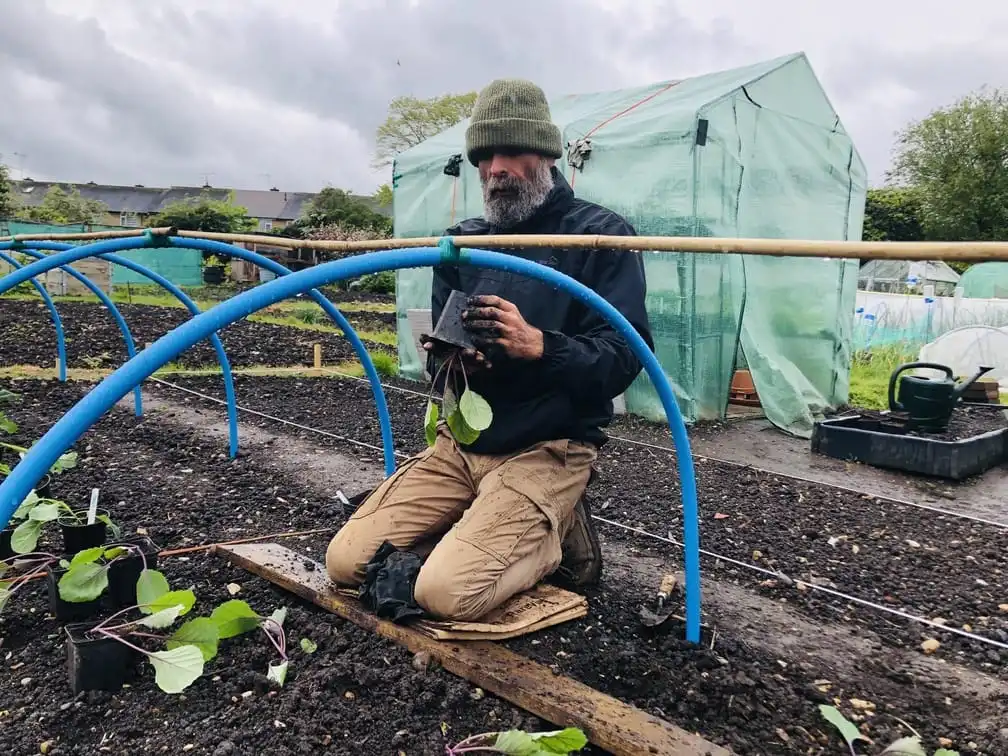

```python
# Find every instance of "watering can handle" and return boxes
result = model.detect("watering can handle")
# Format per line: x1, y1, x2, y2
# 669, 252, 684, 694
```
887, 362, 954, 412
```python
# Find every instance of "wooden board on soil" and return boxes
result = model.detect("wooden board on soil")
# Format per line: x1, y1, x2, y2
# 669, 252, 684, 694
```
215, 542, 730, 756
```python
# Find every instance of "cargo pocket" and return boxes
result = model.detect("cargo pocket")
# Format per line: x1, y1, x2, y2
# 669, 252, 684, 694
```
494, 464, 565, 572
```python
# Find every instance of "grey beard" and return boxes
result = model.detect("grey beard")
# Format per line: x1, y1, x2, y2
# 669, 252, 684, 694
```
481, 162, 554, 229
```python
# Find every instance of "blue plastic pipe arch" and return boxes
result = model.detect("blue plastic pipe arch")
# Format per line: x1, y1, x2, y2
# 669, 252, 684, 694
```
0, 236, 397, 476
7, 240, 241, 458
2, 247, 144, 417
0, 249, 68, 382
0, 239, 703, 642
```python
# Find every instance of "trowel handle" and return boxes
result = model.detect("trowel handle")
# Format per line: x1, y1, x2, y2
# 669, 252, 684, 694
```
657, 573, 678, 598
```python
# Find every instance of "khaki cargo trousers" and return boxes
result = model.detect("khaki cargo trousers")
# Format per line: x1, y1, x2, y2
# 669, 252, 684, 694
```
325, 424, 597, 621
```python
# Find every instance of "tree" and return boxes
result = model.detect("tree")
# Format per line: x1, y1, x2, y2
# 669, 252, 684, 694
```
152, 192, 257, 233
18, 185, 107, 224
299, 187, 391, 235
887, 88, 1008, 243
374, 184, 393, 209
0, 163, 17, 219
862, 187, 924, 243
374, 92, 477, 168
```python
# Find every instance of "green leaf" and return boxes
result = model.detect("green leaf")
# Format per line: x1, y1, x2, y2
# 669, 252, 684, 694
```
446, 406, 480, 445
148, 589, 196, 617
0, 586, 10, 614
69, 546, 106, 567
300, 638, 317, 654
209, 599, 261, 639
530, 729, 588, 753
443, 384, 459, 418
98, 514, 121, 540
136, 569, 171, 612
881, 737, 926, 756
148, 645, 204, 694
12, 491, 39, 520
933, 749, 960, 756
168, 618, 220, 662
267, 660, 288, 687
819, 705, 871, 749
139, 604, 186, 629
58, 563, 109, 603
28, 501, 61, 522
424, 400, 439, 446
50, 451, 78, 474
493, 731, 542, 755
10, 520, 42, 554
459, 389, 492, 431
103, 546, 128, 561
0, 416, 16, 435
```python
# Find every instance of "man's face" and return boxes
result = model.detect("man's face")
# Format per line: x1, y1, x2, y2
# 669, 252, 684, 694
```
478, 151, 554, 229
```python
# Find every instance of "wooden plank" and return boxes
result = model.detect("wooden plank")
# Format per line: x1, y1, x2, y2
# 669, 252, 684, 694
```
214, 542, 730, 756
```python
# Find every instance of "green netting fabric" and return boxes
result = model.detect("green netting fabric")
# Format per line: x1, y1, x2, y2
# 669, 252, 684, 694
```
960, 262, 1008, 299
392, 53, 867, 438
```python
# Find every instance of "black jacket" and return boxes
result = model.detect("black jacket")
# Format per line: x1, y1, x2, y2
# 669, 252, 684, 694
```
429, 168, 653, 455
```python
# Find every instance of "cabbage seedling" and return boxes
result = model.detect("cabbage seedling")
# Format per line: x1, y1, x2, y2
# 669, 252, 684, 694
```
425, 349, 493, 446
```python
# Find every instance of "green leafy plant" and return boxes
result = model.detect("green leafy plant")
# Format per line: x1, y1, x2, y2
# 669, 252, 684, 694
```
75, 569, 286, 694
56, 543, 152, 603
0, 389, 18, 436
0, 439, 79, 478
819, 705, 959, 756
7, 493, 119, 554
445, 727, 587, 755
0, 551, 60, 614
425, 350, 493, 447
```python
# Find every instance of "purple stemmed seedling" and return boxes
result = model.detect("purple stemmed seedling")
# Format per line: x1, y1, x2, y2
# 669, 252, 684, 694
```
444, 727, 587, 755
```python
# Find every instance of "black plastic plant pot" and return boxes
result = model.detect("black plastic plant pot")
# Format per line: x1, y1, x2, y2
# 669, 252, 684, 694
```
58, 509, 110, 556
107, 535, 160, 608
35, 474, 52, 499
430, 289, 478, 351
0, 527, 14, 561
811, 415, 1007, 481
65, 622, 139, 694
47, 565, 104, 623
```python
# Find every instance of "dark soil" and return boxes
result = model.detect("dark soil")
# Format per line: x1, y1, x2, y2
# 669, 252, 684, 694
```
4, 376, 1008, 754
848, 405, 1008, 441
0, 299, 397, 370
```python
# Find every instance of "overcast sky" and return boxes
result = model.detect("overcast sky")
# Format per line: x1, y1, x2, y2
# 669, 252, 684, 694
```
1, 0, 1005, 195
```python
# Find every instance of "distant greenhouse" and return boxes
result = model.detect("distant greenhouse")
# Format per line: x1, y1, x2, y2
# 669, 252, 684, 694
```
391, 52, 866, 437
858, 260, 961, 297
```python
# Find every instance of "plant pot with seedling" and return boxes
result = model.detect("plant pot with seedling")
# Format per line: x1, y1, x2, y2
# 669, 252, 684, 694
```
106, 536, 160, 607
46, 562, 105, 623
422, 295, 494, 449
65, 565, 291, 694
6, 493, 117, 557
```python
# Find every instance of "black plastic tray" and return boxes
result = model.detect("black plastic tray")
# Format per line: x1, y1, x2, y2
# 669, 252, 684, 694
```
811, 414, 1007, 480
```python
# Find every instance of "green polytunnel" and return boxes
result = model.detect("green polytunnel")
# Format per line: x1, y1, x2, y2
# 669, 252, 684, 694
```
391, 52, 867, 438
959, 262, 1008, 300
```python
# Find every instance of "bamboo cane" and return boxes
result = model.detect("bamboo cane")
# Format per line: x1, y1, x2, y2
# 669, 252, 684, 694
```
3, 225, 1008, 262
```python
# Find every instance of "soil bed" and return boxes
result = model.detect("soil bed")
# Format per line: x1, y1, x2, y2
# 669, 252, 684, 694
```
3, 377, 1008, 754
144, 376, 1008, 669
0, 299, 398, 370
848, 405, 1008, 441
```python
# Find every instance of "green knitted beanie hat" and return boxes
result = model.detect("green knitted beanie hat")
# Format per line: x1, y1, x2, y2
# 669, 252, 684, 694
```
465, 79, 563, 166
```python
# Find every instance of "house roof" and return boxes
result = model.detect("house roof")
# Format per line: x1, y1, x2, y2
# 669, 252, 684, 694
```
10, 181, 389, 220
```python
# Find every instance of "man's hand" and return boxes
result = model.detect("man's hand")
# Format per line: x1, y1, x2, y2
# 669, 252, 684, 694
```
461, 294, 544, 361
420, 335, 491, 372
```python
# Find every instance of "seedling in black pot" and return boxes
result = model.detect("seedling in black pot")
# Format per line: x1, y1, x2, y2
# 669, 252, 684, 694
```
67, 566, 290, 694
7, 489, 120, 556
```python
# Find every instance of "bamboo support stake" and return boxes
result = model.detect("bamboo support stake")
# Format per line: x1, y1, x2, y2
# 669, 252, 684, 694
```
4, 225, 1008, 262
313, 342, 322, 369
1, 226, 173, 242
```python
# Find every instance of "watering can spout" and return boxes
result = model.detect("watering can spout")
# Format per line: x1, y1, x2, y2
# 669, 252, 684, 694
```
951, 366, 995, 401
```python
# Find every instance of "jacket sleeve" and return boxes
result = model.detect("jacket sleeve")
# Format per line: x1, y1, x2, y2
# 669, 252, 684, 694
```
536, 216, 653, 400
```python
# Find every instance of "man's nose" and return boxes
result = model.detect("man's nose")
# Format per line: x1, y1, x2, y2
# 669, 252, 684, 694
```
487, 154, 514, 176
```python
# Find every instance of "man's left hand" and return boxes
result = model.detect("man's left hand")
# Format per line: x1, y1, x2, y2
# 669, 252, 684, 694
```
462, 295, 544, 361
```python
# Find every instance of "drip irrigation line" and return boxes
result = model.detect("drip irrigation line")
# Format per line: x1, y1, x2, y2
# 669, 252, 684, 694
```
592, 515, 1008, 652
271, 369, 1008, 531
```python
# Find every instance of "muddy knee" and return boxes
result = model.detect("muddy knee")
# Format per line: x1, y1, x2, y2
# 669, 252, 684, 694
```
324, 527, 366, 586
414, 563, 494, 622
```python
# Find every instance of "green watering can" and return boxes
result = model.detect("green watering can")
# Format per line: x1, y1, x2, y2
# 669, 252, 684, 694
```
888, 362, 994, 433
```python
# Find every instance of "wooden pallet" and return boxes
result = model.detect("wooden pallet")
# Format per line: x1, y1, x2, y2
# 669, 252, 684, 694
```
214, 542, 729, 756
